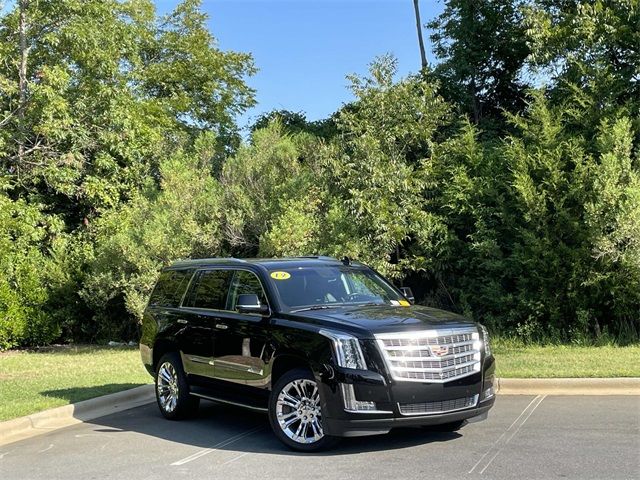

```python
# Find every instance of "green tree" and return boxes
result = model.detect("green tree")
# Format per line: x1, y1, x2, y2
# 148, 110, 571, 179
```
83, 144, 223, 340
220, 121, 318, 255
250, 110, 337, 139
493, 93, 639, 341
526, 0, 640, 142
0, 0, 255, 221
0, 0, 255, 346
428, 0, 530, 132
319, 56, 451, 277
0, 180, 62, 349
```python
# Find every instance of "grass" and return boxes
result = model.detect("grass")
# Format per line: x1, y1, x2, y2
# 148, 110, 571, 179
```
493, 338, 640, 378
0, 345, 151, 422
1, 340, 638, 422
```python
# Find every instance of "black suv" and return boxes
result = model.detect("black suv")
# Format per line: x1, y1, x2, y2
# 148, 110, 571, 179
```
140, 257, 495, 451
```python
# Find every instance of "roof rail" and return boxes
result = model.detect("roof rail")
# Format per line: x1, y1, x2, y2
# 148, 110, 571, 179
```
295, 255, 337, 261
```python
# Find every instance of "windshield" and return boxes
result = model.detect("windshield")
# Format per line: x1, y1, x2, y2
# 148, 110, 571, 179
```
267, 266, 406, 311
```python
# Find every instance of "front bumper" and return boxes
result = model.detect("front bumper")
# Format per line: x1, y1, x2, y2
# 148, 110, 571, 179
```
319, 355, 496, 437
324, 399, 494, 437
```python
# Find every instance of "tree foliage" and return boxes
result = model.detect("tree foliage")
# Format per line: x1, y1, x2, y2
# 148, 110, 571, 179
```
83, 147, 223, 340
428, 0, 530, 132
0, 0, 638, 348
0, 0, 255, 348
0, 0, 254, 221
525, 0, 640, 134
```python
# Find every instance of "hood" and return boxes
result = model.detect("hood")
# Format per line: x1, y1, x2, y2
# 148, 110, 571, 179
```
284, 304, 475, 336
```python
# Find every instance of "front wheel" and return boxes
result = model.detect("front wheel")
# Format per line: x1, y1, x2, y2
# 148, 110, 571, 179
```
155, 352, 199, 420
268, 368, 339, 452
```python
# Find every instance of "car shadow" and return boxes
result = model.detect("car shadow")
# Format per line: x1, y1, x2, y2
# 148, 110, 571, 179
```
42, 384, 146, 404
86, 399, 464, 457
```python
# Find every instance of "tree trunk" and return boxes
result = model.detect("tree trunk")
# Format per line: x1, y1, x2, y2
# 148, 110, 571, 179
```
470, 75, 480, 124
17, 0, 30, 165
412, 0, 428, 71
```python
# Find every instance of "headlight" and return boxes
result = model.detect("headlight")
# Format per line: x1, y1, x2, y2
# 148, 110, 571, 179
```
479, 324, 491, 356
319, 330, 367, 369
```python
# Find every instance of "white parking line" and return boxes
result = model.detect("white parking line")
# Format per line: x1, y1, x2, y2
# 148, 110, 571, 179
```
468, 395, 546, 475
221, 451, 250, 466
170, 426, 262, 466
0, 449, 14, 459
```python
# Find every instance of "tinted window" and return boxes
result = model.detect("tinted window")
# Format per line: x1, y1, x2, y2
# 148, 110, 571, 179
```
185, 270, 233, 310
268, 266, 403, 309
148, 269, 193, 307
228, 270, 267, 310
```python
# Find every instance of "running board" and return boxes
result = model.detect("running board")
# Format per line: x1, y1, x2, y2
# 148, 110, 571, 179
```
189, 392, 268, 413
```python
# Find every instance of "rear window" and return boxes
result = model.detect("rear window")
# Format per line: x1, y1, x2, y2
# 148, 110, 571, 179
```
148, 269, 193, 308
184, 269, 233, 310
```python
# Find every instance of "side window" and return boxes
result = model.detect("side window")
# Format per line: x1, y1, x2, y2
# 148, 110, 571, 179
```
184, 269, 233, 310
345, 272, 386, 299
228, 270, 267, 310
148, 269, 193, 307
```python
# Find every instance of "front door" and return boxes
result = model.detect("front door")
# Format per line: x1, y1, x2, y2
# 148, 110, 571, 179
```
212, 269, 272, 387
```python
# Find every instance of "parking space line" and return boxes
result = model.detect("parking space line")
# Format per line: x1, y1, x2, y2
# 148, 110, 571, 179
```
468, 395, 546, 475
221, 451, 250, 465
0, 449, 14, 460
170, 426, 263, 466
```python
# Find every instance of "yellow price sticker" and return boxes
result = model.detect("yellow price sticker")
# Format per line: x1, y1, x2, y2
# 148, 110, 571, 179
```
398, 300, 410, 307
270, 271, 291, 280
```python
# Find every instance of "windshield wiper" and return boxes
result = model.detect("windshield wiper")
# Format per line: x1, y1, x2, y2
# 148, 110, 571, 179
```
291, 305, 343, 313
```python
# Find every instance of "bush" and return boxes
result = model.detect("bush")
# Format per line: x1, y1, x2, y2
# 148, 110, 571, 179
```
0, 185, 61, 349
81, 150, 223, 341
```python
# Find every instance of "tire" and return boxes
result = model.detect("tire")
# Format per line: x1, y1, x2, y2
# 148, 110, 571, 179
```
426, 419, 466, 432
155, 352, 200, 420
268, 368, 340, 452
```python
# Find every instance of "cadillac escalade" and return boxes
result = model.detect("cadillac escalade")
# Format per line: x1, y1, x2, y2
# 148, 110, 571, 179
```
140, 256, 496, 451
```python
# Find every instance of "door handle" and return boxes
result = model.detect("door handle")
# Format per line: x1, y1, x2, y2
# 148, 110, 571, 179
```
177, 319, 188, 324
215, 323, 228, 330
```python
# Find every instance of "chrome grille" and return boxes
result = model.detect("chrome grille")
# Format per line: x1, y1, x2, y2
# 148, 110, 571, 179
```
375, 328, 481, 383
398, 394, 479, 416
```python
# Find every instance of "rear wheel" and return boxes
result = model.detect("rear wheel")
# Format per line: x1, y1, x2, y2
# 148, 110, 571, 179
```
155, 352, 199, 420
268, 368, 339, 452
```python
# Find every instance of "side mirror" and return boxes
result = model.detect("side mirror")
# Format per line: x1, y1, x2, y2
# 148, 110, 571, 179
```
399, 287, 415, 305
236, 294, 269, 315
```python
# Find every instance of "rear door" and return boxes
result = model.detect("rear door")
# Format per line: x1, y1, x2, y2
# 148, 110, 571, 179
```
179, 269, 233, 380
144, 268, 193, 369
212, 269, 273, 387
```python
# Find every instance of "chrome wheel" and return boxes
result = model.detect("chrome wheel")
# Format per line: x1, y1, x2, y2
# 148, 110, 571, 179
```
276, 378, 324, 444
157, 361, 179, 413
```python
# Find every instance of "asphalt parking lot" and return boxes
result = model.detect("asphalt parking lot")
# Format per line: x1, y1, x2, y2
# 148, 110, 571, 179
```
1, 395, 638, 480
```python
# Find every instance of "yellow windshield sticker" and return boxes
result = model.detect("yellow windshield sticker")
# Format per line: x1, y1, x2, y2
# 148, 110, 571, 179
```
398, 300, 410, 307
270, 271, 291, 280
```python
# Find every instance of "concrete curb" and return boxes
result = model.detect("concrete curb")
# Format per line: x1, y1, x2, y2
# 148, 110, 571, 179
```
0, 384, 154, 447
497, 377, 640, 396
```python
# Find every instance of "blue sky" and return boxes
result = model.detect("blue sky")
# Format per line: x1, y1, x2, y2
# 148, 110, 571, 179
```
155, 0, 444, 130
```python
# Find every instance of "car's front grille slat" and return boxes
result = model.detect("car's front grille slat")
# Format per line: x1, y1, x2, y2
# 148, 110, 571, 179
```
398, 395, 479, 415
375, 328, 481, 383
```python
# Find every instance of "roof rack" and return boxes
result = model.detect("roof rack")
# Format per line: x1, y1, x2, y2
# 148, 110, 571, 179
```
295, 255, 337, 261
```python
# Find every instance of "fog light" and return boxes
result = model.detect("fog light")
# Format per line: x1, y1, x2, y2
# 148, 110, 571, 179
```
340, 384, 377, 412
482, 386, 495, 400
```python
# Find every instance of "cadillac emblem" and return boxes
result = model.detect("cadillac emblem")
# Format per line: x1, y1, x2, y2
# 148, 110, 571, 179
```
430, 345, 449, 357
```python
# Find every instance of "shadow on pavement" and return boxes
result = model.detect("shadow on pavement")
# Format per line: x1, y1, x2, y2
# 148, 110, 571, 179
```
87, 400, 463, 457
42, 383, 146, 404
